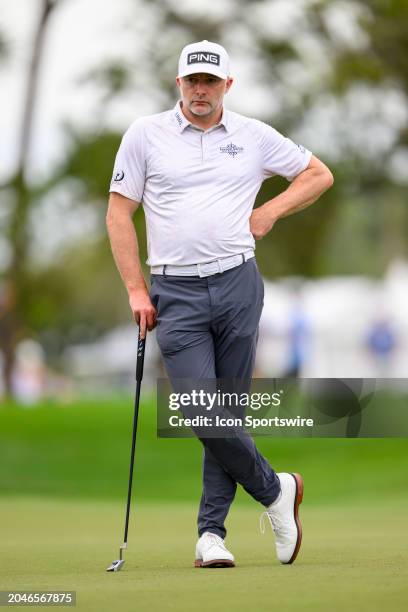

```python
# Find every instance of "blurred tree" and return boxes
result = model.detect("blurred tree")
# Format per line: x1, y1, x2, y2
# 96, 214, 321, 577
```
250, 0, 408, 275
316, 0, 408, 269
323, 0, 408, 96
0, 28, 9, 62
1, 0, 58, 396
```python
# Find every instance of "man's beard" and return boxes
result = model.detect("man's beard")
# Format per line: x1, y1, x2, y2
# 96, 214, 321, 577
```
188, 100, 215, 117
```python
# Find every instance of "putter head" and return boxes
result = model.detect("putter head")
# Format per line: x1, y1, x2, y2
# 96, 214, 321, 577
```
106, 559, 125, 572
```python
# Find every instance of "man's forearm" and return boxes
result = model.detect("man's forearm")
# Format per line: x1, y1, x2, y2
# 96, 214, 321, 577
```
263, 164, 334, 222
249, 156, 333, 240
106, 211, 147, 295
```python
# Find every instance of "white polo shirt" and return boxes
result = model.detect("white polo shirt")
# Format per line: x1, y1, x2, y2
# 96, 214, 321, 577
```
109, 102, 312, 266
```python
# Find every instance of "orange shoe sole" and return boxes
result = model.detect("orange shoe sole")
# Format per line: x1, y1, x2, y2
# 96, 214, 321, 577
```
194, 559, 235, 568
285, 472, 304, 565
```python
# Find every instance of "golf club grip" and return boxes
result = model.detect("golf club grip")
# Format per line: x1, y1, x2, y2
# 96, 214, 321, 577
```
136, 336, 146, 381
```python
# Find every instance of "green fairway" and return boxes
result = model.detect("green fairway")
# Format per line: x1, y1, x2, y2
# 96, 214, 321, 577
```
1, 496, 407, 612
1, 398, 407, 610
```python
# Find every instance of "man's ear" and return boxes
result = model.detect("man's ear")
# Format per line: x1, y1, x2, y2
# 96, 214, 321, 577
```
225, 77, 234, 93
176, 77, 181, 89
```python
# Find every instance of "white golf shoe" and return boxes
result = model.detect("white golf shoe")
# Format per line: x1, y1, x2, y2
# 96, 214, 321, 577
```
260, 472, 304, 564
194, 532, 235, 568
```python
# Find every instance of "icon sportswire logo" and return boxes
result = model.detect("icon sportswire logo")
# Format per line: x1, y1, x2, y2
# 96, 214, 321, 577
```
220, 143, 244, 157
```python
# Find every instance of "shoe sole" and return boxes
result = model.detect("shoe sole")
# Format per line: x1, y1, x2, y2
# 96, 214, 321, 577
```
194, 559, 235, 568
285, 472, 304, 565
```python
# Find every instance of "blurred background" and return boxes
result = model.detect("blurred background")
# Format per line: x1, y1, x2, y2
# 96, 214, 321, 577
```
1, 0, 408, 401
1, 6, 407, 606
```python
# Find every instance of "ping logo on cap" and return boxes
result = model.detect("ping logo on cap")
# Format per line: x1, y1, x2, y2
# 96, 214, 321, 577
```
187, 52, 220, 66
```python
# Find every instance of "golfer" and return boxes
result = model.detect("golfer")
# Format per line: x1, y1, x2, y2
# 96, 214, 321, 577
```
107, 40, 333, 567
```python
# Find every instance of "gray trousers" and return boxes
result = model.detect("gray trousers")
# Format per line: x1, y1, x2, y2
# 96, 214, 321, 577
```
150, 259, 281, 539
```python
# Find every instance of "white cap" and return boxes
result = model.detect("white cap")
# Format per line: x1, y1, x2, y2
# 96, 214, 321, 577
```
178, 40, 230, 79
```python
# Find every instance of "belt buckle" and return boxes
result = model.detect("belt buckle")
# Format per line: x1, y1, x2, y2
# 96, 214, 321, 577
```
197, 260, 219, 277
199, 259, 226, 277
197, 262, 210, 277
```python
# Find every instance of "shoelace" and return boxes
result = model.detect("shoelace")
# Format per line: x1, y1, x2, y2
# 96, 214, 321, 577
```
205, 533, 227, 551
259, 510, 285, 535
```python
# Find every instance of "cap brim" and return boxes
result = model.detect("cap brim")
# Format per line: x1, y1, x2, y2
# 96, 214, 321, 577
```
178, 65, 228, 79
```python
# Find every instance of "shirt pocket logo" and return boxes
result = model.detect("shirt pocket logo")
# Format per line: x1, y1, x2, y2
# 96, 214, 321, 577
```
220, 142, 244, 157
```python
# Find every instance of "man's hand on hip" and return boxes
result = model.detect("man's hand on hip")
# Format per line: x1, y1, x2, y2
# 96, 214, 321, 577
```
128, 289, 157, 339
250, 157, 334, 239
249, 207, 276, 240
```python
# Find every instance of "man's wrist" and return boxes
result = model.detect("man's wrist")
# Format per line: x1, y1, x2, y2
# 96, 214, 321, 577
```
260, 200, 281, 224
127, 282, 148, 297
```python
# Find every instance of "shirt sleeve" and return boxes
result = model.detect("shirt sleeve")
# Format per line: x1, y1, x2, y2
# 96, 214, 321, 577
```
109, 119, 146, 202
250, 119, 312, 182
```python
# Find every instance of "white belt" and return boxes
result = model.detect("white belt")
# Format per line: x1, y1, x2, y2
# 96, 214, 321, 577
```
151, 250, 255, 278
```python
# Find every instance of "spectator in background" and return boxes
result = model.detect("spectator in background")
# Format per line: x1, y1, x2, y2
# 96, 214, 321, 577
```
366, 316, 397, 377
285, 291, 310, 378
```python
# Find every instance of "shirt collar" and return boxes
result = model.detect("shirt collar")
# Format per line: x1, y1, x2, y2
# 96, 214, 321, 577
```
173, 101, 229, 133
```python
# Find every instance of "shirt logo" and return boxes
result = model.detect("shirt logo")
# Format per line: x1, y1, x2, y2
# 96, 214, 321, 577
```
113, 170, 124, 182
296, 144, 306, 154
220, 143, 244, 157
187, 52, 220, 66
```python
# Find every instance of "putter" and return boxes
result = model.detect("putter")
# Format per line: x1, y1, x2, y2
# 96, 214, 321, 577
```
106, 332, 146, 572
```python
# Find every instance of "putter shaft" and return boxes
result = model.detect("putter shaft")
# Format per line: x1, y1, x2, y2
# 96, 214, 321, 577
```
106, 335, 146, 572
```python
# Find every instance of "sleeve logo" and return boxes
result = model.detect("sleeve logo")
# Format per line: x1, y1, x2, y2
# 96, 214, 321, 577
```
113, 170, 125, 182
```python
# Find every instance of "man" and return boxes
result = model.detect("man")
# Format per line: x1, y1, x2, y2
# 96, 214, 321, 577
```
107, 40, 333, 568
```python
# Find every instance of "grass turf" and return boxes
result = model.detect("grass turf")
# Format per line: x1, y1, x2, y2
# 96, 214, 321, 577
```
0, 496, 407, 612
1, 397, 407, 609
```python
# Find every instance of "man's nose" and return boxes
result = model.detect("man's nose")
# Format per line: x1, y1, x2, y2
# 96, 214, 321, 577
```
193, 80, 208, 95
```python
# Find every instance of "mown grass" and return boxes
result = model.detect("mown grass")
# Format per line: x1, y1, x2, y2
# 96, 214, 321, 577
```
1, 397, 407, 610
0, 497, 407, 612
